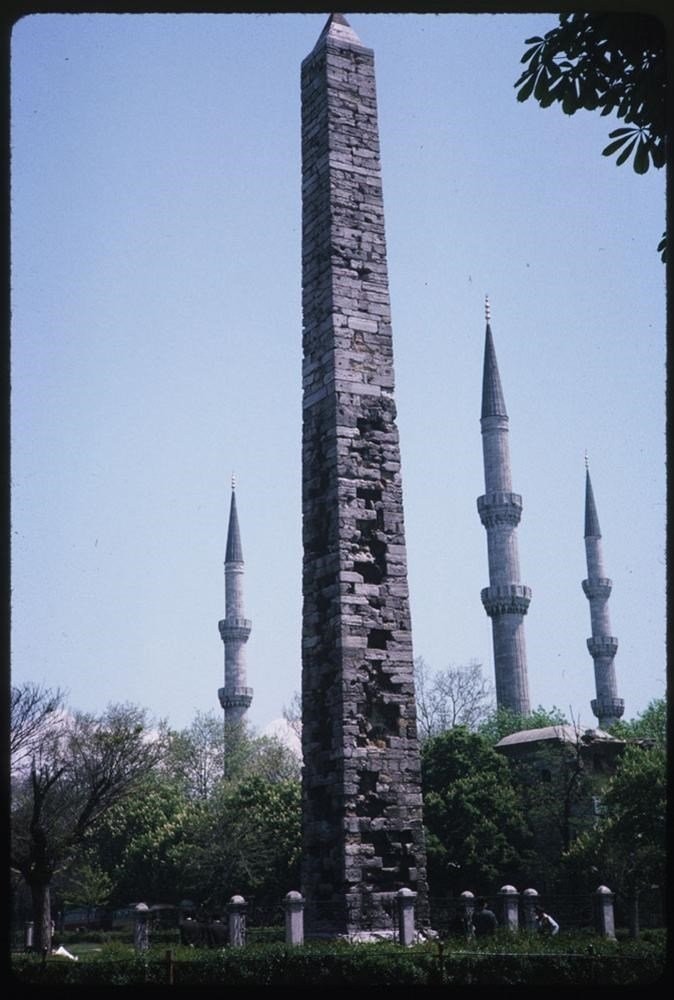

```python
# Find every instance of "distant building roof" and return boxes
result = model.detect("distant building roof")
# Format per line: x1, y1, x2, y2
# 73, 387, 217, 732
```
496, 725, 620, 748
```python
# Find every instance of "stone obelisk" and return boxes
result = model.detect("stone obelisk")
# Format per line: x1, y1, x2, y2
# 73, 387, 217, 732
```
300, 14, 429, 937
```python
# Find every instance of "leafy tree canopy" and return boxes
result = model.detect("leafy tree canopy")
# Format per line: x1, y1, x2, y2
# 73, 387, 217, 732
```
86, 770, 199, 908
608, 697, 666, 747
563, 742, 666, 899
477, 704, 568, 745
10, 692, 168, 951
515, 12, 666, 259
421, 727, 531, 895
516, 13, 666, 172
180, 775, 301, 914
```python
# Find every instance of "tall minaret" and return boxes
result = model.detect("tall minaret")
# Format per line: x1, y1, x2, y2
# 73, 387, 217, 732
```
300, 13, 428, 937
218, 476, 253, 728
582, 459, 624, 728
477, 297, 531, 716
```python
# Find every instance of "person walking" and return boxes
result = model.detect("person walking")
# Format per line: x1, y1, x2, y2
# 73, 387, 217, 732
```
535, 905, 559, 936
472, 898, 498, 937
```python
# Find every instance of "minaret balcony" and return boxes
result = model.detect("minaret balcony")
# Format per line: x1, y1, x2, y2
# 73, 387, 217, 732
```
218, 618, 252, 642
477, 492, 522, 528
218, 686, 254, 710
481, 584, 531, 617
582, 578, 612, 600
591, 696, 625, 722
586, 635, 618, 658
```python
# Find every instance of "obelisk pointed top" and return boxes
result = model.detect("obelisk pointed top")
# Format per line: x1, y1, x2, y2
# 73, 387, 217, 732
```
315, 12, 363, 48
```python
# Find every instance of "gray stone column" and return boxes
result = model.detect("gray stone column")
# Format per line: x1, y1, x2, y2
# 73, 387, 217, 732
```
133, 903, 150, 952
24, 921, 34, 951
396, 888, 416, 947
228, 895, 247, 948
521, 888, 539, 932
284, 891, 305, 946
300, 12, 428, 938
594, 885, 616, 939
498, 885, 519, 932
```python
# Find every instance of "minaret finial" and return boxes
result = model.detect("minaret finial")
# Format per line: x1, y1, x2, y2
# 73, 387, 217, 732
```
584, 450, 589, 471
231, 471, 236, 492
485, 294, 491, 325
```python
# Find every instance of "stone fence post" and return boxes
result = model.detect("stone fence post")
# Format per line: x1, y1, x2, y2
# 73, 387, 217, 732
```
133, 903, 150, 952
521, 888, 539, 932
228, 894, 247, 947
460, 891, 475, 938
284, 891, 304, 946
594, 885, 616, 939
396, 888, 416, 947
498, 885, 519, 932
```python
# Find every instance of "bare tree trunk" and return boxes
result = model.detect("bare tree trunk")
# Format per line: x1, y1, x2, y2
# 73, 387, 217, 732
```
29, 880, 52, 954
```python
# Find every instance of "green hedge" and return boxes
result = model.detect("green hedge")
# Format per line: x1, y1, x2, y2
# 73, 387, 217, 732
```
11, 936, 667, 986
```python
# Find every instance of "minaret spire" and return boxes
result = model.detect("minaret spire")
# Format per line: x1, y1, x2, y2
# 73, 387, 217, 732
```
218, 477, 253, 734
477, 303, 531, 715
582, 462, 624, 728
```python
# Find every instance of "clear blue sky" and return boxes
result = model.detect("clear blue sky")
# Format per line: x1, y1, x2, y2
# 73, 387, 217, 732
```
10, 12, 666, 736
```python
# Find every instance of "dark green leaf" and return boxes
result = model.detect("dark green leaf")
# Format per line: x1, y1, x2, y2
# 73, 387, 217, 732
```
515, 75, 537, 102
520, 45, 542, 64
602, 133, 633, 157
607, 126, 634, 138
562, 91, 579, 115
651, 142, 666, 169
533, 67, 550, 102
615, 136, 638, 166
633, 139, 650, 174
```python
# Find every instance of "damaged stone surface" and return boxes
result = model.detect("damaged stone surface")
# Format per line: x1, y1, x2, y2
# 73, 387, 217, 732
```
300, 15, 429, 938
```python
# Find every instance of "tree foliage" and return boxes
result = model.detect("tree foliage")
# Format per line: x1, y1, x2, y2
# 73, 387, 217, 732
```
414, 658, 494, 741
608, 697, 666, 747
180, 776, 301, 913
504, 732, 599, 892
563, 742, 666, 927
166, 711, 226, 800
477, 704, 568, 745
86, 718, 301, 911
421, 727, 531, 895
87, 771, 199, 908
10, 693, 168, 951
515, 12, 666, 259
59, 859, 113, 922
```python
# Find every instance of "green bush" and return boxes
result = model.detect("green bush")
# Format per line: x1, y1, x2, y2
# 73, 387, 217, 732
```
10, 935, 667, 986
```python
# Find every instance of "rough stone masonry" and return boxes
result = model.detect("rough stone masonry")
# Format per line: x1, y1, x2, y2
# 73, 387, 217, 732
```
300, 14, 429, 937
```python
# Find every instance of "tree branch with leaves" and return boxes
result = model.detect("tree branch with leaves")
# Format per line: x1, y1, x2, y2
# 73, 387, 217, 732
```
11, 690, 168, 953
515, 12, 666, 260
